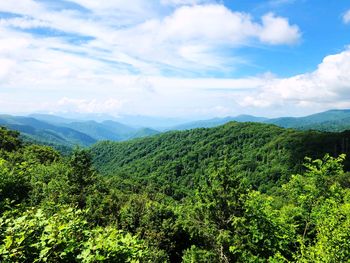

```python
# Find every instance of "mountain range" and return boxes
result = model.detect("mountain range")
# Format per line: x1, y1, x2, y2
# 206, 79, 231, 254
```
0, 109, 349, 151
0, 114, 159, 149
169, 109, 350, 132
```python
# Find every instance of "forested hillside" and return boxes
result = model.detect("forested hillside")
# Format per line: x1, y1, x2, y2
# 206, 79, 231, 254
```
1, 123, 350, 262
91, 122, 350, 195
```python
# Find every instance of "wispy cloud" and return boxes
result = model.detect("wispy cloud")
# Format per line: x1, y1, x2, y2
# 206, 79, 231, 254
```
0, 1, 301, 76
2, 0, 346, 118
343, 9, 350, 24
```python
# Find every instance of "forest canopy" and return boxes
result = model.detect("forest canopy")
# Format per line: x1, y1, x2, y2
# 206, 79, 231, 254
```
0, 123, 350, 262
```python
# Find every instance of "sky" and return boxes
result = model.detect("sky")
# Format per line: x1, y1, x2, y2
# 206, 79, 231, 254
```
0, 0, 350, 119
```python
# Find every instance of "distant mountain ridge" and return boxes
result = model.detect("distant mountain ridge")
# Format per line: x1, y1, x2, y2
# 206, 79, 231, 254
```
1, 109, 349, 151
265, 109, 350, 131
0, 115, 96, 147
0, 114, 159, 150
170, 115, 268, 130
168, 109, 350, 132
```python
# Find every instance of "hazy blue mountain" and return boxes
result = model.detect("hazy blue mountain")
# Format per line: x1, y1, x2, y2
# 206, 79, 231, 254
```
0, 115, 160, 149
0, 115, 96, 147
100, 120, 136, 134
31, 112, 187, 130
299, 117, 350, 132
128, 127, 159, 139
66, 120, 159, 141
167, 110, 350, 132
63, 120, 135, 141
170, 115, 268, 130
265, 109, 350, 131
29, 113, 78, 124
63, 121, 124, 141
114, 115, 190, 129
48, 112, 118, 122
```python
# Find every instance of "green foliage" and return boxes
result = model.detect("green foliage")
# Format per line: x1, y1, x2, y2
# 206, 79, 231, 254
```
1, 123, 350, 262
78, 227, 149, 263
0, 126, 21, 152
182, 245, 218, 262
0, 158, 31, 207
23, 145, 60, 164
91, 122, 350, 196
0, 206, 148, 263
68, 148, 97, 208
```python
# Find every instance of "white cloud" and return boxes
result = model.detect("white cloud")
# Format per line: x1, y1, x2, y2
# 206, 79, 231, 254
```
157, 5, 300, 46
0, 0, 43, 16
0, 17, 48, 29
2, 42, 350, 117
0, 58, 15, 80
159, 5, 257, 44
0, 2, 301, 75
105, 5, 301, 71
258, 13, 300, 45
240, 48, 350, 110
0, 1, 307, 117
343, 9, 350, 24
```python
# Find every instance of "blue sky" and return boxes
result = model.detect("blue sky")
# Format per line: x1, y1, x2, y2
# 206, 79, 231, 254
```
0, 0, 349, 118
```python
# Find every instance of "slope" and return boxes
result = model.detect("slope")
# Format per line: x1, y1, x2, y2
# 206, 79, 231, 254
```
266, 109, 350, 131
90, 122, 350, 198
0, 115, 96, 147
170, 115, 268, 130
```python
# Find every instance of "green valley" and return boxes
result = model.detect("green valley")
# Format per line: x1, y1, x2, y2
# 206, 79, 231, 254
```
1, 122, 350, 262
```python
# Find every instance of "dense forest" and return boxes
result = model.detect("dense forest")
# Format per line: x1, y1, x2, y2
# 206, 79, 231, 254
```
1, 122, 350, 262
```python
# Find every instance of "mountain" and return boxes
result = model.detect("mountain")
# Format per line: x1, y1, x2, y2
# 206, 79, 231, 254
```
90, 122, 350, 196
63, 120, 159, 141
31, 113, 188, 129
0, 115, 160, 150
29, 113, 78, 124
63, 120, 135, 141
40, 112, 118, 122
166, 110, 350, 132
170, 115, 268, 130
129, 127, 159, 138
265, 109, 350, 131
113, 115, 190, 130
0, 115, 96, 147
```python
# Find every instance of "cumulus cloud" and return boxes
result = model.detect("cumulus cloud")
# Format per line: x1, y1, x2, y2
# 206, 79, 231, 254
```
240, 48, 350, 110
343, 10, 350, 24
258, 13, 300, 45
155, 5, 300, 46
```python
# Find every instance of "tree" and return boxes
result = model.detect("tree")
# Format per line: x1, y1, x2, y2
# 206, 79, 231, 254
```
68, 148, 96, 208
0, 127, 21, 152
